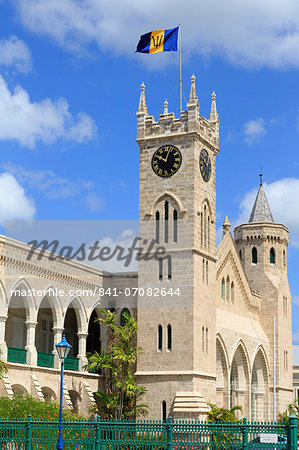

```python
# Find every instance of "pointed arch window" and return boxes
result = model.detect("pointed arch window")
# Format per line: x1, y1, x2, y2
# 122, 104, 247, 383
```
226, 276, 230, 301
158, 325, 163, 351
283, 249, 286, 267
270, 247, 275, 264
206, 327, 208, 354
202, 326, 205, 352
155, 211, 160, 244
200, 213, 203, 246
120, 308, 131, 326
204, 205, 207, 248
231, 282, 234, 304
221, 278, 225, 300
202, 259, 205, 283
164, 201, 169, 243
162, 400, 167, 421
159, 259, 163, 280
239, 250, 242, 261
173, 209, 178, 243
206, 260, 208, 285
168, 257, 172, 280
167, 324, 172, 351
252, 247, 257, 264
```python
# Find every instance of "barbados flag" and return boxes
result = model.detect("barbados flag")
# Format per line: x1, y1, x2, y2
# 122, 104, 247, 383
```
136, 26, 179, 54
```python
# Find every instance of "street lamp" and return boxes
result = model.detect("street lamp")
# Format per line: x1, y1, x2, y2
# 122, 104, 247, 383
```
56, 334, 72, 450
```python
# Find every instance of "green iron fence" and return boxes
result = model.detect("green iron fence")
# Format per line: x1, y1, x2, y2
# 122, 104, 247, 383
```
64, 356, 79, 371
0, 414, 297, 449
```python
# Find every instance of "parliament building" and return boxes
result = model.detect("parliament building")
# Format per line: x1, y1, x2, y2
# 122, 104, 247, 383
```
0, 75, 293, 420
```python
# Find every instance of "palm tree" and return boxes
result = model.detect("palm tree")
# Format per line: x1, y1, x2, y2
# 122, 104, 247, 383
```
207, 403, 243, 423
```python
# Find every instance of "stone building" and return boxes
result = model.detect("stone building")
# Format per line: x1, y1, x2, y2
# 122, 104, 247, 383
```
0, 75, 293, 420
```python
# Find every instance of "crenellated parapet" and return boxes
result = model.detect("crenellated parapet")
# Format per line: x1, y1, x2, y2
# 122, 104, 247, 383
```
136, 75, 219, 149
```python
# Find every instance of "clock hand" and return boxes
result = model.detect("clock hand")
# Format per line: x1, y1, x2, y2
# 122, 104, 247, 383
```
164, 148, 171, 162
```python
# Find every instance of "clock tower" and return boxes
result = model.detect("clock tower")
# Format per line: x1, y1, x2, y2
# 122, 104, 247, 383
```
136, 75, 220, 419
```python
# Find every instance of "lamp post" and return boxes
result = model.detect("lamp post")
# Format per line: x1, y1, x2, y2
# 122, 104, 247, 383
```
56, 334, 72, 450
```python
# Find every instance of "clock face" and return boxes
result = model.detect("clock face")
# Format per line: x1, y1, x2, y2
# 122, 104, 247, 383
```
151, 145, 182, 178
199, 149, 211, 182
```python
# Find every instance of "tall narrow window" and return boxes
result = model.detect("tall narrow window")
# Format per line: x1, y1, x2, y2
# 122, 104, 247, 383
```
204, 205, 207, 248
270, 247, 275, 264
200, 213, 203, 246
283, 249, 286, 267
226, 276, 230, 301
159, 259, 163, 280
231, 282, 234, 304
202, 326, 205, 352
206, 328, 208, 354
202, 259, 205, 283
206, 260, 208, 285
173, 209, 178, 243
252, 247, 257, 264
167, 324, 172, 350
221, 278, 225, 299
162, 401, 167, 421
158, 325, 163, 351
239, 250, 242, 261
208, 216, 210, 249
168, 257, 172, 280
155, 211, 160, 244
164, 201, 169, 243
120, 308, 131, 326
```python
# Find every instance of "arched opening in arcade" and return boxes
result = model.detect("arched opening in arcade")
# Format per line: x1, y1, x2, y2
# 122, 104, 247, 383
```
230, 343, 250, 418
251, 348, 269, 421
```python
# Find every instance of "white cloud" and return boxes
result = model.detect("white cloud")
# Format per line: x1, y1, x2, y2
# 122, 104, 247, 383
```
235, 178, 299, 247
293, 295, 299, 307
0, 173, 36, 225
85, 192, 103, 212
2, 162, 103, 212
0, 76, 97, 148
243, 118, 266, 145
0, 36, 32, 73
13, 0, 299, 69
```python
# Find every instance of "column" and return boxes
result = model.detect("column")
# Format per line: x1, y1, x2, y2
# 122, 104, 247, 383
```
52, 327, 64, 369
0, 315, 7, 362
25, 321, 37, 365
77, 332, 88, 370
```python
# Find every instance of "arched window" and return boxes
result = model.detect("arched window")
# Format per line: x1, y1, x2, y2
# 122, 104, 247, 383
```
155, 211, 160, 244
221, 278, 225, 299
204, 205, 207, 248
202, 259, 205, 283
120, 308, 131, 326
164, 201, 169, 243
208, 216, 210, 249
159, 259, 163, 280
173, 209, 178, 243
206, 327, 208, 354
239, 250, 242, 261
162, 401, 167, 421
167, 324, 172, 351
252, 247, 257, 264
168, 257, 172, 280
231, 282, 234, 304
202, 326, 205, 352
270, 247, 275, 264
206, 260, 208, 285
200, 213, 203, 246
226, 276, 230, 301
158, 325, 163, 351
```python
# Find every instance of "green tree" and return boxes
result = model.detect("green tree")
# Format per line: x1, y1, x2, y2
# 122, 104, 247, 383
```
86, 308, 148, 420
207, 403, 243, 423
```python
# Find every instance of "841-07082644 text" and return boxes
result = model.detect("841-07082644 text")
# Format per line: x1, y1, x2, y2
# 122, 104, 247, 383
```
97, 287, 180, 297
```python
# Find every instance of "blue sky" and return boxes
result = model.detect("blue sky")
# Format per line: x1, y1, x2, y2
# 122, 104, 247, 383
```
1, 1, 299, 341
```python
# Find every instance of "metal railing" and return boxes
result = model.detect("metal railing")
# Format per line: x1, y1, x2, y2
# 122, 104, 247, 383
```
7, 347, 27, 364
0, 414, 297, 449
64, 356, 79, 371
37, 352, 55, 368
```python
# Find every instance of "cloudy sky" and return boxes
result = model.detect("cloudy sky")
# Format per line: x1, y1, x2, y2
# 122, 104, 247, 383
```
1, 0, 299, 342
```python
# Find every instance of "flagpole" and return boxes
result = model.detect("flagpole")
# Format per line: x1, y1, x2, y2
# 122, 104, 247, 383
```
179, 24, 182, 113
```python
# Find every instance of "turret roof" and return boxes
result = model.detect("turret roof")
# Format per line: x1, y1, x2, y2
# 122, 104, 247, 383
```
249, 183, 274, 223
